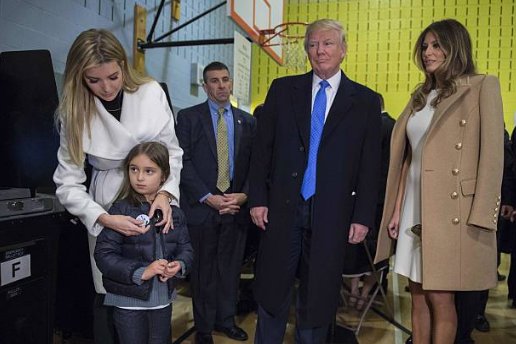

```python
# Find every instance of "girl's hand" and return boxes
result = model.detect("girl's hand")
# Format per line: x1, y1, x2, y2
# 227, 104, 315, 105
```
149, 192, 173, 233
159, 261, 181, 282
141, 259, 168, 281
98, 214, 149, 236
387, 211, 400, 239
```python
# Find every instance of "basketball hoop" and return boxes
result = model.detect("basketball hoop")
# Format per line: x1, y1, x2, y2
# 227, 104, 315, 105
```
259, 22, 308, 70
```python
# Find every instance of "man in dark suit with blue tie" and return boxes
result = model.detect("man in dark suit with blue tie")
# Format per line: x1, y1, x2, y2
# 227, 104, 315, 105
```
249, 19, 382, 343
176, 62, 256, 344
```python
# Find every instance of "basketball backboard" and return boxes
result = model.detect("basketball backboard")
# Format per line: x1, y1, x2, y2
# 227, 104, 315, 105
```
227, 0, 284, 64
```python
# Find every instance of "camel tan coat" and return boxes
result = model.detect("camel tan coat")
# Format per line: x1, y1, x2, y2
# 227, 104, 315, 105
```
375, 74, 504, 290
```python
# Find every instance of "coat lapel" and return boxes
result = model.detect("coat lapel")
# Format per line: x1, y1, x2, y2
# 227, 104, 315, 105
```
426, 76, 472, 140
293, 72, 314, 150
321, 72, 355, 142
200, 102, 217, 159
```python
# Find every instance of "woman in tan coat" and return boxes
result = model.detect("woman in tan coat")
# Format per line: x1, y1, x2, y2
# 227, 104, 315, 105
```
375, 19, 504, 343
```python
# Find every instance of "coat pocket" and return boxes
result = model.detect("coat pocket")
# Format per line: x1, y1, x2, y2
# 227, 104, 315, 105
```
460, 178, 476, 196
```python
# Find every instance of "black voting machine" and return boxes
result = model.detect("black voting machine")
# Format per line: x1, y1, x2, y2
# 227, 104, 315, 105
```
0, 50, 94, 343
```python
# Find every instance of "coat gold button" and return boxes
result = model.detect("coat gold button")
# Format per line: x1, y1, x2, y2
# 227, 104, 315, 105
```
460, 119, 467, 126
494, 207, 499, 212
452, 168, 460, 175
455, 143, 463, 150
451, 192, 458, 199
452, 218, 460, 224
493, 219, 497, 224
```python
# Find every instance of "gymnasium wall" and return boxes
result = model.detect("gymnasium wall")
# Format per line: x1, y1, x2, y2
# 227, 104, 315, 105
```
251, 0, 516, 127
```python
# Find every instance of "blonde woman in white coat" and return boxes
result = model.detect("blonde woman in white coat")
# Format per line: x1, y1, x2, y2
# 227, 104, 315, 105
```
53, 28, 182, 343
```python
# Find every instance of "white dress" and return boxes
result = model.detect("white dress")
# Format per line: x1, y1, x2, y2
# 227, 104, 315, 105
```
393, 90, 437, 283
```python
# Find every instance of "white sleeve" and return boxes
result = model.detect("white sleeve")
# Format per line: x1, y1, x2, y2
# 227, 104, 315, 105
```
155, 87, 183, 205
53, 125, 107, 236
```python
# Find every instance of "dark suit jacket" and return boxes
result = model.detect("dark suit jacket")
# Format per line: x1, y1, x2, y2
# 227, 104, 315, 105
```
176, 101, 256, 226
249, 71, 381, 327
379, 111, 396, 205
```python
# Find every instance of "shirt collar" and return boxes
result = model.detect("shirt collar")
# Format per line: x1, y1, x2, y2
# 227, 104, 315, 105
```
312, 70, 341, 91
208, 99, 230, 114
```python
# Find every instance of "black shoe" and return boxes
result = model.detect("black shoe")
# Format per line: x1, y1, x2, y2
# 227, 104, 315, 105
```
498, 272, 507, 281
214, 325, 248, 341
405, 336, 413, 344
195, 332, 214, 344
475, 314, 490, 332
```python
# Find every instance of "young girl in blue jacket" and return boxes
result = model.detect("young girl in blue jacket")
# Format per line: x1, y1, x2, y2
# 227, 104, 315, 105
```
94, 141, 193, 344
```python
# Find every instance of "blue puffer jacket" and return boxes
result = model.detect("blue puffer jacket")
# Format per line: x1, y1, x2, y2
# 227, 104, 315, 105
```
94, 200, 193, 300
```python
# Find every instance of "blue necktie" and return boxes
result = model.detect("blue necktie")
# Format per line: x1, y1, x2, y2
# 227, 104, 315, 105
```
301, 80, 330, 200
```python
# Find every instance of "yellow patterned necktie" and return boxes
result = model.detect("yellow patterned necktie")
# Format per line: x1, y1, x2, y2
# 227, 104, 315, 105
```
216, 107, 230, 192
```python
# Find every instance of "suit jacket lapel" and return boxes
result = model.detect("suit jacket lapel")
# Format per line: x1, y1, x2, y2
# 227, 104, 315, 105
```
321, 72, 355, 142
293, 72, 315, 149
200, 102, 217, 159
232, 106, 243, 161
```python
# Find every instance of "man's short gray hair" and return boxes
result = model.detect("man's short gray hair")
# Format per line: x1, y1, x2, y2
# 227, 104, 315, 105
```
304, 19, 347, 52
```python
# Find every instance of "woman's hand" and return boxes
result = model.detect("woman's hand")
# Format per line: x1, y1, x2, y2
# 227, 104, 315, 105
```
387, 210, 400, 239
98, 213, 149, 236
149, 192, 173, 233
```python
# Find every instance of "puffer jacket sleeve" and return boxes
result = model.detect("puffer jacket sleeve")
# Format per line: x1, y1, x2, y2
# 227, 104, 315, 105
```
93, 201, 147, 284
170, 206, 193, 274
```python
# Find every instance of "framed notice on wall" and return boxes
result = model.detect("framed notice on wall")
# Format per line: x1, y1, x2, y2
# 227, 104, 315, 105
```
233, 31, 252, 106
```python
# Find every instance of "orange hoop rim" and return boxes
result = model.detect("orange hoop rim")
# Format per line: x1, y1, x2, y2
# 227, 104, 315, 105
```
259, 21, 308, 47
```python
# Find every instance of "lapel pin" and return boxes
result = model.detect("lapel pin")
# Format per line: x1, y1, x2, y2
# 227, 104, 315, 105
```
237, 119, 242, 124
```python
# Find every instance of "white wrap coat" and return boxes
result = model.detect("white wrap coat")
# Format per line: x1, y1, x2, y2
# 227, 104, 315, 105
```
54, 81, 183, 293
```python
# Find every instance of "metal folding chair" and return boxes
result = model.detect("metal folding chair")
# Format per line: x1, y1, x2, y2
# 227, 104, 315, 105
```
339, 240, 392, 335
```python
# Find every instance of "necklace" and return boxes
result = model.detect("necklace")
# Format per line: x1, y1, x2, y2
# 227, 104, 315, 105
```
101, 91, 123, 112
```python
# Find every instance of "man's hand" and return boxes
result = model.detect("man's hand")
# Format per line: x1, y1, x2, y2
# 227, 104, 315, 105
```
97, 214, 149, 236
219, 193, 247, 215
251, 206, 268, 230
501, 205, 513, 220
205, 194, 240, 214
348, 223, 368, 244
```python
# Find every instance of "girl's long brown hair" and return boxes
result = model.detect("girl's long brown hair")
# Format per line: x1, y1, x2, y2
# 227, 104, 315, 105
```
118, 142, 170, 206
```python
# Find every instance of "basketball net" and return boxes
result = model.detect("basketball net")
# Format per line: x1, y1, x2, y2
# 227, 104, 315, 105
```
283, 37, 307, 71
259, 22, 308, 71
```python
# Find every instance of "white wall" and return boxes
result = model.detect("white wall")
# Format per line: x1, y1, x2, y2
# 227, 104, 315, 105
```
0, 0, 244, 110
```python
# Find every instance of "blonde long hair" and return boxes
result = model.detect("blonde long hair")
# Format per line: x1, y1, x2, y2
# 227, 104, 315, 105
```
57, 28, 152, 165
411, 19, 476, 112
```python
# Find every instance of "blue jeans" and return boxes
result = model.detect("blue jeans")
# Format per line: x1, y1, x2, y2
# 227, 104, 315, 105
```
113, 305, 172, 344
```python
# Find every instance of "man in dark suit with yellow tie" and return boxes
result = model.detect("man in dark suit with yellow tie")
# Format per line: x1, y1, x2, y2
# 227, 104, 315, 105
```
249, 19, 382, 343
176, 62, 255, 344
